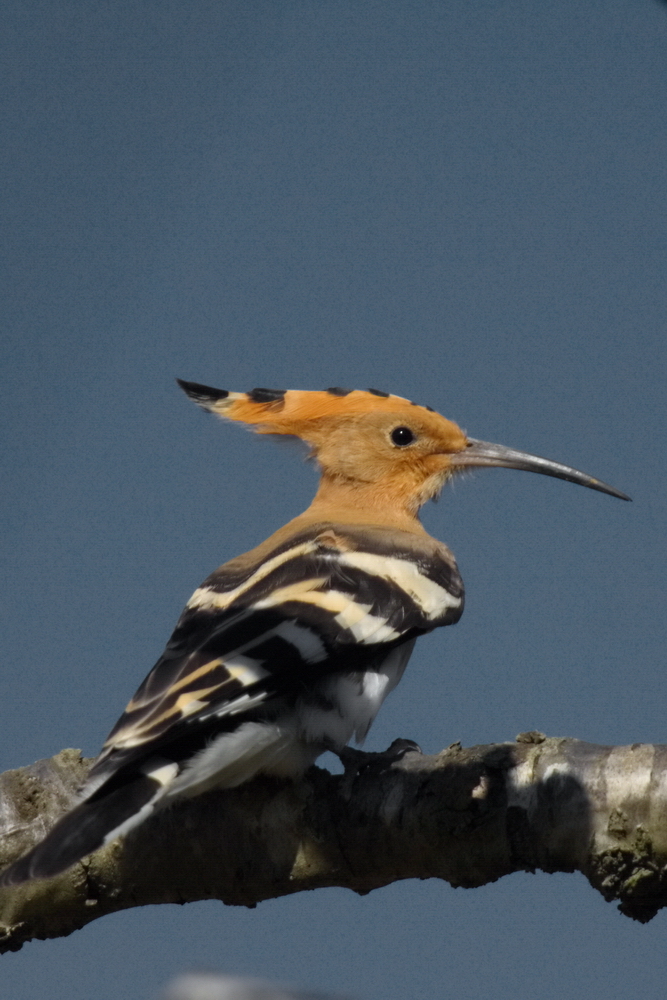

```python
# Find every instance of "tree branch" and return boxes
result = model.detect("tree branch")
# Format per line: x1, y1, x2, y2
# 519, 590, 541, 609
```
2, 732, 667, 953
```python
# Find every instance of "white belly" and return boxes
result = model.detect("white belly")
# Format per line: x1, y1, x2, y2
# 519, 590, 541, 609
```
167, 639, 417, 797
297, 639, 416, 747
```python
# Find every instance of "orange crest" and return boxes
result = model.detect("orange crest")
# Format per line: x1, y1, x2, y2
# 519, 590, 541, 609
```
177, 380, 443, 436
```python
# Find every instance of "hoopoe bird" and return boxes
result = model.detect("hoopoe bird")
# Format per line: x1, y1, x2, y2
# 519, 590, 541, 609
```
0, 382, 630, 886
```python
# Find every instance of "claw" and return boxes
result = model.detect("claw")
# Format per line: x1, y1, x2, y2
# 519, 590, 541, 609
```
336, 738, 422, 779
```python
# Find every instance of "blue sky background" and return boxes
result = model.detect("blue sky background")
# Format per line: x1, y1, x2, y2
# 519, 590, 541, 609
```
2, 2, 667, 998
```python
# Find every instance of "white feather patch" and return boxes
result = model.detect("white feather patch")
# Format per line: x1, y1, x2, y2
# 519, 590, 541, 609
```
338, 551, 461, 617
299, 639, 416, 745
168, 720, 303, 796
273, 620, 328, 662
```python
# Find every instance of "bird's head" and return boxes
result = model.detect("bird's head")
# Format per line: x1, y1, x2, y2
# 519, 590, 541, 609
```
177, 380, 630, 522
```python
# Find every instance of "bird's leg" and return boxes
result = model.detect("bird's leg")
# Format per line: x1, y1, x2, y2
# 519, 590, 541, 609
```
334, 738, 422, 780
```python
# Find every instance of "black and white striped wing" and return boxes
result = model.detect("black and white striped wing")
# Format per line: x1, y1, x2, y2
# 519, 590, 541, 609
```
0, 525, 464, 886
89, 526, 464, 784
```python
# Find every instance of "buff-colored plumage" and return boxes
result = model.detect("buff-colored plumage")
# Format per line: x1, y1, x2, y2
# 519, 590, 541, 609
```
180, 383, 470, 527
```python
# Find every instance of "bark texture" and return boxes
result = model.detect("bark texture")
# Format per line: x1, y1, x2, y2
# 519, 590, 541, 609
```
2, 732, 667, 953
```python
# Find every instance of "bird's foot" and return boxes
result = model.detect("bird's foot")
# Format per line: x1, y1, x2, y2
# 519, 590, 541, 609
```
336, 738, 422, 780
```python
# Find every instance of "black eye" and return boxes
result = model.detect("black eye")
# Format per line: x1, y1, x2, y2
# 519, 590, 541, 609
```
390, 426, 415, 447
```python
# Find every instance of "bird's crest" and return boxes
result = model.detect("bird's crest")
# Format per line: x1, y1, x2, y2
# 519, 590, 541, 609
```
176, 380, 439, 436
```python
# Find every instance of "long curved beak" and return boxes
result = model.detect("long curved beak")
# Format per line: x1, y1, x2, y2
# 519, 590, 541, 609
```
450, 438, 631, 501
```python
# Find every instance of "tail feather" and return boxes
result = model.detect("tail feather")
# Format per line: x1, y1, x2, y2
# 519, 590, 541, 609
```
0, 773, 162, 887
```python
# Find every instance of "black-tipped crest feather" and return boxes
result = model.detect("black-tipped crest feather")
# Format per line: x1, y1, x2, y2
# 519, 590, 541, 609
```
176, 379, 229, 407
